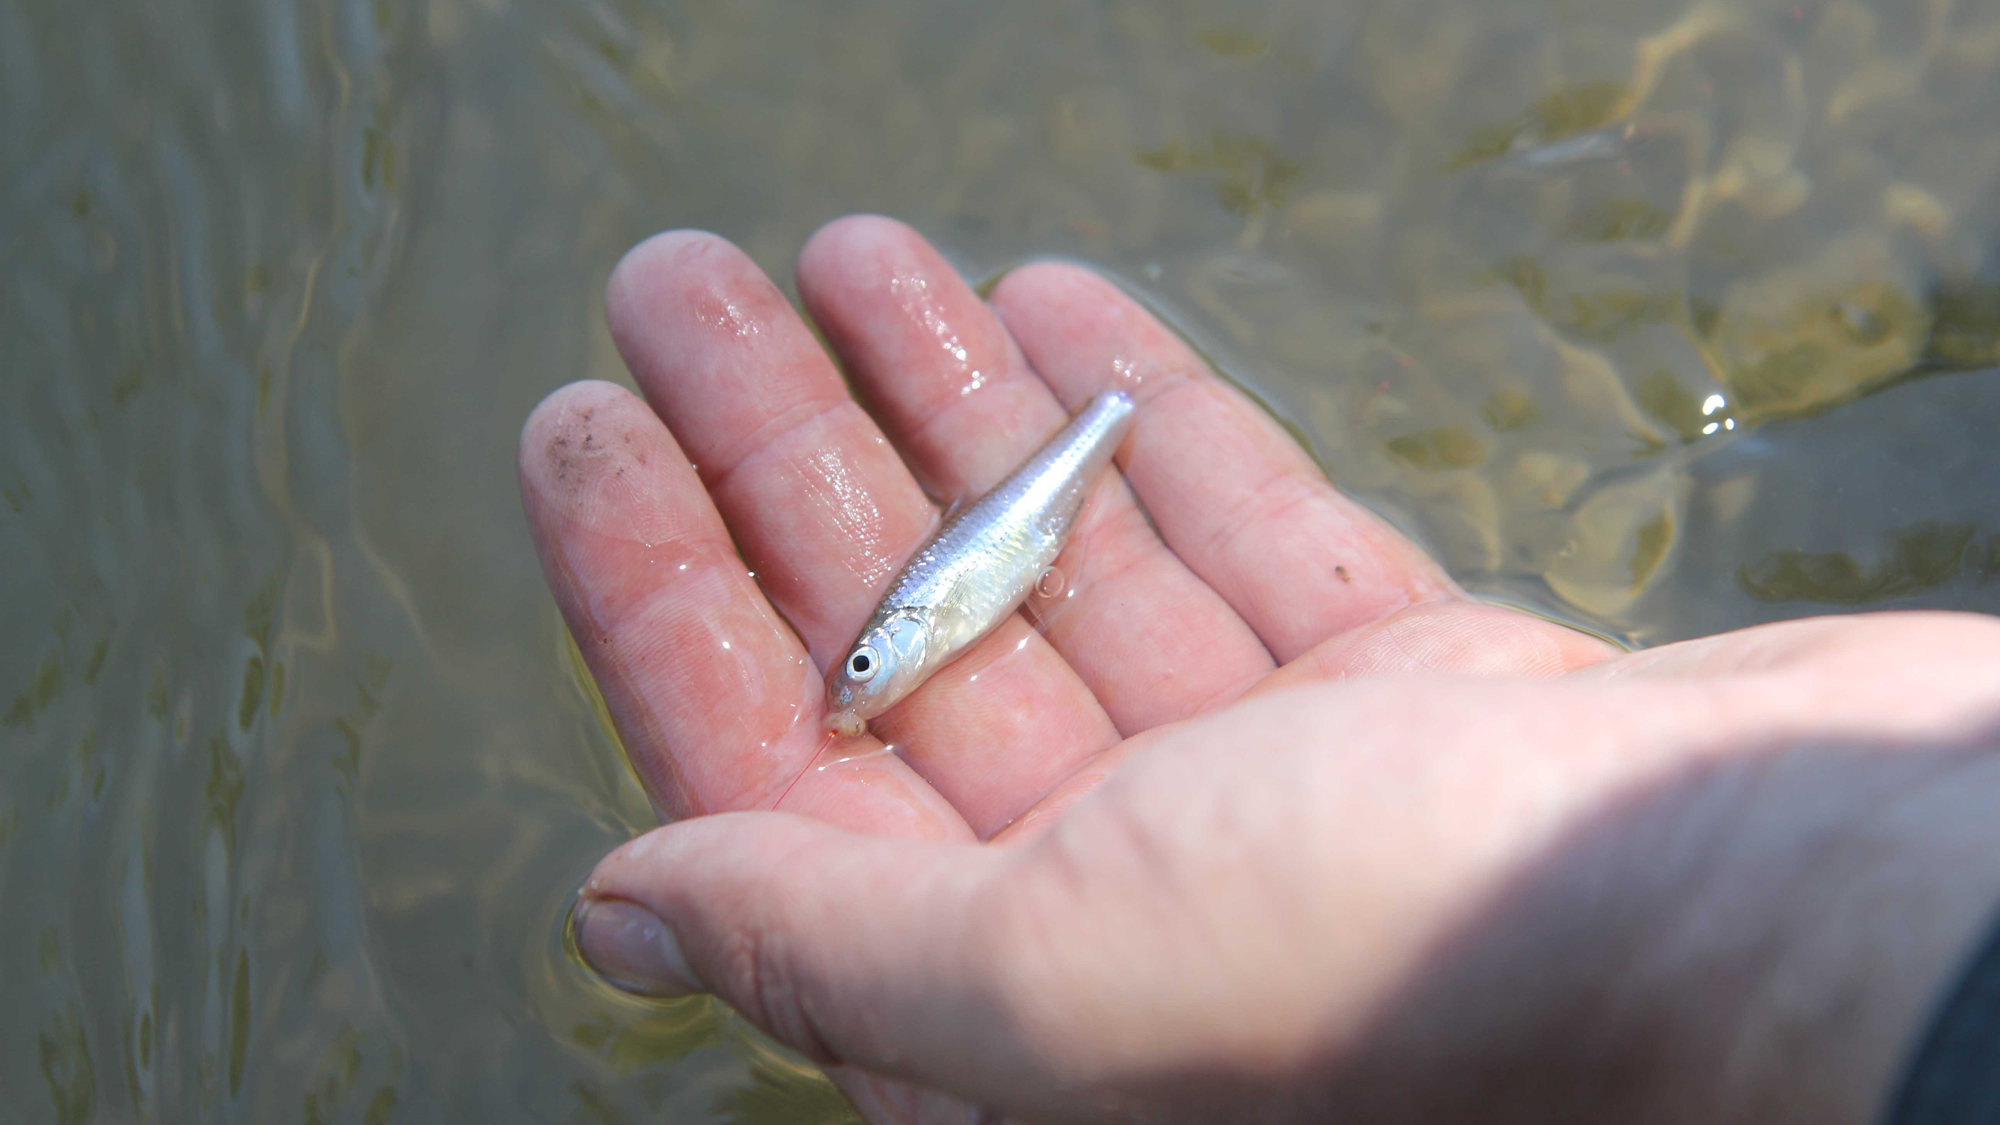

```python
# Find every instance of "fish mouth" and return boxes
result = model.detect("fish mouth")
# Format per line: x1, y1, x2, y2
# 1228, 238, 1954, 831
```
826, 710, 867, 739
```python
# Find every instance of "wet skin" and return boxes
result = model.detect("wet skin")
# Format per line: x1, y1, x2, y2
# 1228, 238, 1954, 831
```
520, 216, 2000, 1124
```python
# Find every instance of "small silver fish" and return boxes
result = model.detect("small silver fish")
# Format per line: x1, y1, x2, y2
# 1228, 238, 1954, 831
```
1503, 121, 1640, 170
825, 390, 1137, 737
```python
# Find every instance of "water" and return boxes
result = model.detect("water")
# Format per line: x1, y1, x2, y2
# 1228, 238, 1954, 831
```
3, 0, 1997, 1119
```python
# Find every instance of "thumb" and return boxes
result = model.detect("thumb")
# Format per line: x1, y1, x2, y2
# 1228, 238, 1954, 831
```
572, 811, 1020, 1081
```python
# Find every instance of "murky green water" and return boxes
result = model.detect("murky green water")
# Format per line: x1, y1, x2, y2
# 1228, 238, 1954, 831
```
4, 0, 1997, 1119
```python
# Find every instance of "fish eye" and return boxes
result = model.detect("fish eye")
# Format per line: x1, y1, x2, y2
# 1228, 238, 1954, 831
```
847, 645, 880, 682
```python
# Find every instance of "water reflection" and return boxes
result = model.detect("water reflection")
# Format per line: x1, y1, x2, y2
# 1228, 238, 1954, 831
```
1740, 521, 1999, 606
2, 0, 1998, 1118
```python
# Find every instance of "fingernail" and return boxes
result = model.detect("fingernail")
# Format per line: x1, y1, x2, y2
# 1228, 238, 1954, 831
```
573, 897, 698, 997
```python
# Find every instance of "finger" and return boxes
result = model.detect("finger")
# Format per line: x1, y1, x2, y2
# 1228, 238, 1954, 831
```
822, 1069, 989, 1125
574, 814, 1021, 1096
604, 231, 1117, 836
990, 263, 1460, 663
579, 811, 1192, 1124
604, 230, 933, 662
1573, 611, 2000, 697
797, 216, 1274, 734
519, 380, 967, 839
576, 694, 1395, 1125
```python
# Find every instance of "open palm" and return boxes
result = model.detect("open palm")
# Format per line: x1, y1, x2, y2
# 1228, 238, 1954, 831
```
522, 216, 1611, 835
518, 216, 1618, 1117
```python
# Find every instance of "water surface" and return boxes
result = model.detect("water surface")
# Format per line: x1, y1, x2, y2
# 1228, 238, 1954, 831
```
4, 0, 1998, 1120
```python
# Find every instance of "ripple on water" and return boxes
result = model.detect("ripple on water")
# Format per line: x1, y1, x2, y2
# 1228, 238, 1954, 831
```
5, 0, 2000, 1118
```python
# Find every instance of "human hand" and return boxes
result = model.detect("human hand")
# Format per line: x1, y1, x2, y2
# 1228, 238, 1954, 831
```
519, 217, 2000, 1123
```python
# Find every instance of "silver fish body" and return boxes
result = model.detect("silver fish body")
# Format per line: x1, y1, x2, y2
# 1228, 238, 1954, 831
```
825, 390, 1137, 736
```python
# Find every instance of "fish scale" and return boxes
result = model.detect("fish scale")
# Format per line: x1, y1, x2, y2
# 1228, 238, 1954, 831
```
824, 390, 1138, 736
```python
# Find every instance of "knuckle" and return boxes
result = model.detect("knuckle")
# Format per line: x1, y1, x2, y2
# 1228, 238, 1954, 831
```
704, 859, 846, 1066
708, 923, 766, 1019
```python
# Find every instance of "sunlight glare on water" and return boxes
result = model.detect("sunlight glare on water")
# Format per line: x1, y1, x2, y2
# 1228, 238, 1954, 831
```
2, 0, 1997, 1119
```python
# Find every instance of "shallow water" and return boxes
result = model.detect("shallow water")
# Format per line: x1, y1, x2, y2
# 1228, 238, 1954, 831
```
4, 0, 1997, 1119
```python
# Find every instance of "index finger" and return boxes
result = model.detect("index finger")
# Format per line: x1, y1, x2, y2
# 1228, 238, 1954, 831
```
518, 380, 969, 840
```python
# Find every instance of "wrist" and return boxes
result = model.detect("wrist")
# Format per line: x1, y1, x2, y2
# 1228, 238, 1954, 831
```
1319, 730, 2000, 1125
1662, 742, 2000, 1125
